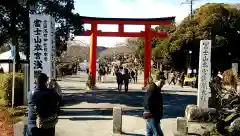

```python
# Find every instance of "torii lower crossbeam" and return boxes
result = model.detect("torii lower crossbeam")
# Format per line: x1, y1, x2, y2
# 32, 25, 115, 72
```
82, 30, 168, 37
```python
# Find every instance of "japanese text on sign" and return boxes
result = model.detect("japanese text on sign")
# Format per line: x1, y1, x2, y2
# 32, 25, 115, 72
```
33, 19, 43, 77
51, 19, 56, 78
197, 40, 212, 108
43, 20, 48, 62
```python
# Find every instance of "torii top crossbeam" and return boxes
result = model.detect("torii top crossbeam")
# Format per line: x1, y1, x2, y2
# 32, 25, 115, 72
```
80, 16, 175, 25
80, 16, 175, 38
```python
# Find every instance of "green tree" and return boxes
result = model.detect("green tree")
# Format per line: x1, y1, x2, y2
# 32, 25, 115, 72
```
168, 3, 240, 70
0, 0, 84, 63
126, 24, 176, 68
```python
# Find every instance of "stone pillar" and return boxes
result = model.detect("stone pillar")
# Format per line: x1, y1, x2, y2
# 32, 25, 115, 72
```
237, 82, 240, 96
160, 62, 163, 71
197, 40, 212, 108
176, 117, 188, 133
113, 107, 122, 134
232, 63, 238, 90
14, 121, 26, 136
23, 64, 29, 105
232, 63, 238, 78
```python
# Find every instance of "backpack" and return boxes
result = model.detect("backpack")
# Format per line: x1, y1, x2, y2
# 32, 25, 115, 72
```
32, 89, 59, 129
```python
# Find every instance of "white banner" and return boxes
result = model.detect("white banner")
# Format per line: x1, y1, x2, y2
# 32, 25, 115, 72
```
30, 14, 54, 91
197, 40, 212, 108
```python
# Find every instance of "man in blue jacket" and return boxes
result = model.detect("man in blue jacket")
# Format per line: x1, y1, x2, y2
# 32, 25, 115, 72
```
26, 73, 60, 136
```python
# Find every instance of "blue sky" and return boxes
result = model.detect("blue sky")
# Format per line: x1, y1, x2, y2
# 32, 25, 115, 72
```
74, 0, 240, 47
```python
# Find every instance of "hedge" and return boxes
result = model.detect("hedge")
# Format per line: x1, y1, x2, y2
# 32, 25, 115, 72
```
222, 69, 238, 89
0, 73, 24, 107
184, 77, 196, 82
57, 63, 76, 76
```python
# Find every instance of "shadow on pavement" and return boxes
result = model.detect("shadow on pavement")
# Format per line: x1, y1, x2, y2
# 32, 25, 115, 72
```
58, 116, 112, 121
188, 133, 201, 136
61, 90, 196, 119
60, 108, 143, 117
121, 132, 145, 136
162, 90, 197, 93
61, 88, 85, 91
61, 79, 87, 82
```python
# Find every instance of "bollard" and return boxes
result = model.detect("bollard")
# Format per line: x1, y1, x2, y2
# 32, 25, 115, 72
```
14, 121, 25, 136
113, 107, 122, 134
176, 117, 188, 134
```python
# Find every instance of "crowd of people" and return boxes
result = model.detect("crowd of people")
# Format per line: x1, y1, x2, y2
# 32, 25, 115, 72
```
97, 66, 111, 82
167, 70, 185, 87
114, 66, 138, 92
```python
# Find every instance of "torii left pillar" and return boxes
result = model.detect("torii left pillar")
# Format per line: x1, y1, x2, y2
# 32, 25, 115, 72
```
89, 23, 97, 86
144, 25, 152, 87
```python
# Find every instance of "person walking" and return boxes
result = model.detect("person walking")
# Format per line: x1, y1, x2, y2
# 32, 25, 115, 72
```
97, 68, 102, 82
131, 69, 135, 83
169, 71, 176, 85
102, 67, 106, 83
26, 73, 61, 136
135, 68, 138, 83
48, 79, 63, 106
179, 71, 185, 87
123, 68, 131, 92
143, 72, 166, 136
115, 68, 123, 91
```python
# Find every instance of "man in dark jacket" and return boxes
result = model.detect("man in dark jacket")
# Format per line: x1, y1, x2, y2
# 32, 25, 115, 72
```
26, 73, 60, 136
179, 71, 185, 87
115, 67, 123, 91
143, 72, 166, 136
123, 68, 131, 92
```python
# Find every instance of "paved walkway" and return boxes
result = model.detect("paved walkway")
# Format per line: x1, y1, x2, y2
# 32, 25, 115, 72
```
55, 73, 197, 136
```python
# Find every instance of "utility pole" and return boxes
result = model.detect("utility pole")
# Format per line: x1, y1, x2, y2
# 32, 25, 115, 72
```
181, 0, 196, 20
190, 0, 193, 20
180, 0, 197, 71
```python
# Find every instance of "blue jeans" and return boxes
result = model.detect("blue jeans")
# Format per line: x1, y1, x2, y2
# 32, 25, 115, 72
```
146, 118, 164, 136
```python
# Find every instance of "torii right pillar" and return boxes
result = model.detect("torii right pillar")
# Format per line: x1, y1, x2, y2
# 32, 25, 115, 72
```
144, 25, 152, 87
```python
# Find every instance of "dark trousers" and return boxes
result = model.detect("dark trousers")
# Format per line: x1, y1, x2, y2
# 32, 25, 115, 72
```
169, 78, 176, 85
132, 76, 135, 83
135, 76, 138, 83
26, 127, 55, 136
98, 75, 101, 81
146, 118, 163, 136
180, 79, 184, 87
117, 83, 122, 91
59, 97, 64, 107
124, 81, 129, 92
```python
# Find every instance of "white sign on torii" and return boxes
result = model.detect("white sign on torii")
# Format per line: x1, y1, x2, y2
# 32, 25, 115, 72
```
197, 40, 212, 108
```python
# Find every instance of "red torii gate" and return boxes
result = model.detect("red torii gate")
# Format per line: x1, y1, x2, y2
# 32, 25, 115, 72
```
80, 16, 175, 87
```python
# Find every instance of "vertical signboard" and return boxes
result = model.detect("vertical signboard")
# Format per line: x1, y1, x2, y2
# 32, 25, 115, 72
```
197, 40, 212, 108
30, 14, 53, 91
